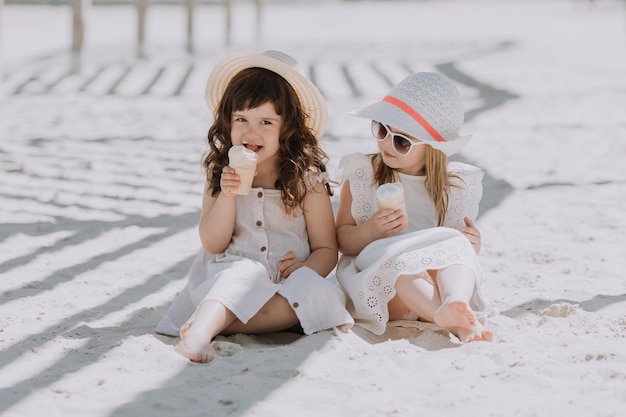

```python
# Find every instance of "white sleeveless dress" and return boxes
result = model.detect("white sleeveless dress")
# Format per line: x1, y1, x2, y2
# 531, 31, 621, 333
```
335, 152, 494, 335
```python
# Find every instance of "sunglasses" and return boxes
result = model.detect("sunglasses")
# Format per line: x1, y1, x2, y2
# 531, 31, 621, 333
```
372, 120, 426, 156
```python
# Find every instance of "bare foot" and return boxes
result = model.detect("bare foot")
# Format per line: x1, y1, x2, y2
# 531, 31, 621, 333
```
175, 322, 218, 363
434, 300, 493, 343
433, 300, 476, 329
453, 324, 494, 343
175, 339, 217, 363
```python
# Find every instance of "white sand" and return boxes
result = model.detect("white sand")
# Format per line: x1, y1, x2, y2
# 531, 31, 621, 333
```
1, 1, 625, 416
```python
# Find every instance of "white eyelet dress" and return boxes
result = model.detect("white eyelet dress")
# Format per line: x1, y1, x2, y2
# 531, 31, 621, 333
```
335, 153, 494, 335
156, 172, 354, 336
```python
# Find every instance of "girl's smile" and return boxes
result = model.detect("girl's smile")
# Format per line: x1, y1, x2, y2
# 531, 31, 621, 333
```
243, 141, 263, 153
231, 102, 282, 162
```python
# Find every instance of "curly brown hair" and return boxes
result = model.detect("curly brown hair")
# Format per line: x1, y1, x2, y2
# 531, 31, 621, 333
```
370, 146, 462, 226
203, 67, 332, 214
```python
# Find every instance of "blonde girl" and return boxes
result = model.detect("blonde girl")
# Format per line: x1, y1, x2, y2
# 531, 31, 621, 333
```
335, 72, 494, 343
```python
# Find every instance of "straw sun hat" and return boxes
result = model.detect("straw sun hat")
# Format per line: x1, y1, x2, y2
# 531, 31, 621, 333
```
205, 50, 328, 140
353, 72, 471, 156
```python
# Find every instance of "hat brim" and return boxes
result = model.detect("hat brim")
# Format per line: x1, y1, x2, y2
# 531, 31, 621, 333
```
205, 52, 328, 141
352, 101, 471, 156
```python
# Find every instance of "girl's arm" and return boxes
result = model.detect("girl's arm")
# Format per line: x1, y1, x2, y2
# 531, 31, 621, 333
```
288, 181, 338, 278
462, 217, 482, 254
335, 180, 406, 256
198, 167, 239, 254
447, 165, 484, 254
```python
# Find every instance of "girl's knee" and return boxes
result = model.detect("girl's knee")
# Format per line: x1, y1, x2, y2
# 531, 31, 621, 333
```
309, 278, 347, 304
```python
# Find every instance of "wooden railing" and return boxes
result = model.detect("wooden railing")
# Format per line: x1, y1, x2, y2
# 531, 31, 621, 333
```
0, 0, 269, 82
71, 0, 263, 59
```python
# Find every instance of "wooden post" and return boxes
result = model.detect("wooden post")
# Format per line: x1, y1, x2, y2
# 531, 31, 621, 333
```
0, 0, 4, 95
225, 0, 232, 46
186, 0, 195, 53
137, 0, 148, 58
255, 0, 262, 42
71, 0, 87, 72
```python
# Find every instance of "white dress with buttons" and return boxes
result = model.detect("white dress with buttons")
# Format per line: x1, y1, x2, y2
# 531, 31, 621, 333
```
156, 173, 353, 336
335, 153, 494, 335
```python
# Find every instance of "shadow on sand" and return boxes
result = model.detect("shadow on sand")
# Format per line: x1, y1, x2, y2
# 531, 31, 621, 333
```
499, 293, 626, 318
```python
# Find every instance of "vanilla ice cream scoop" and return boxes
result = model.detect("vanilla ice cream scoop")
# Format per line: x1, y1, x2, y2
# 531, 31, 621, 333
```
228, 145, 258, 195
376, 182, 408, 228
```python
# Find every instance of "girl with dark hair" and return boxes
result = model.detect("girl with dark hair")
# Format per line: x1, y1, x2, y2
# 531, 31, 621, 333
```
156, 51, 352, 363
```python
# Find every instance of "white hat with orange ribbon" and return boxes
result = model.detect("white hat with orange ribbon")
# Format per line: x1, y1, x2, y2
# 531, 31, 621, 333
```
352, 72, 471, 156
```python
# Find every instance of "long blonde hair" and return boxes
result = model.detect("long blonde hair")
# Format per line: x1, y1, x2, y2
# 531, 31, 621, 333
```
371, 147, 461, 226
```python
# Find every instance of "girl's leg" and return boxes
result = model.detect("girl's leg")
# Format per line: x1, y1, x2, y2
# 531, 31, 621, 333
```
393, 273, 442, 323
176, 300, 237, 363
222, 294, 299, 335
177, 294, 300, 363
433, 264, 493, 342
